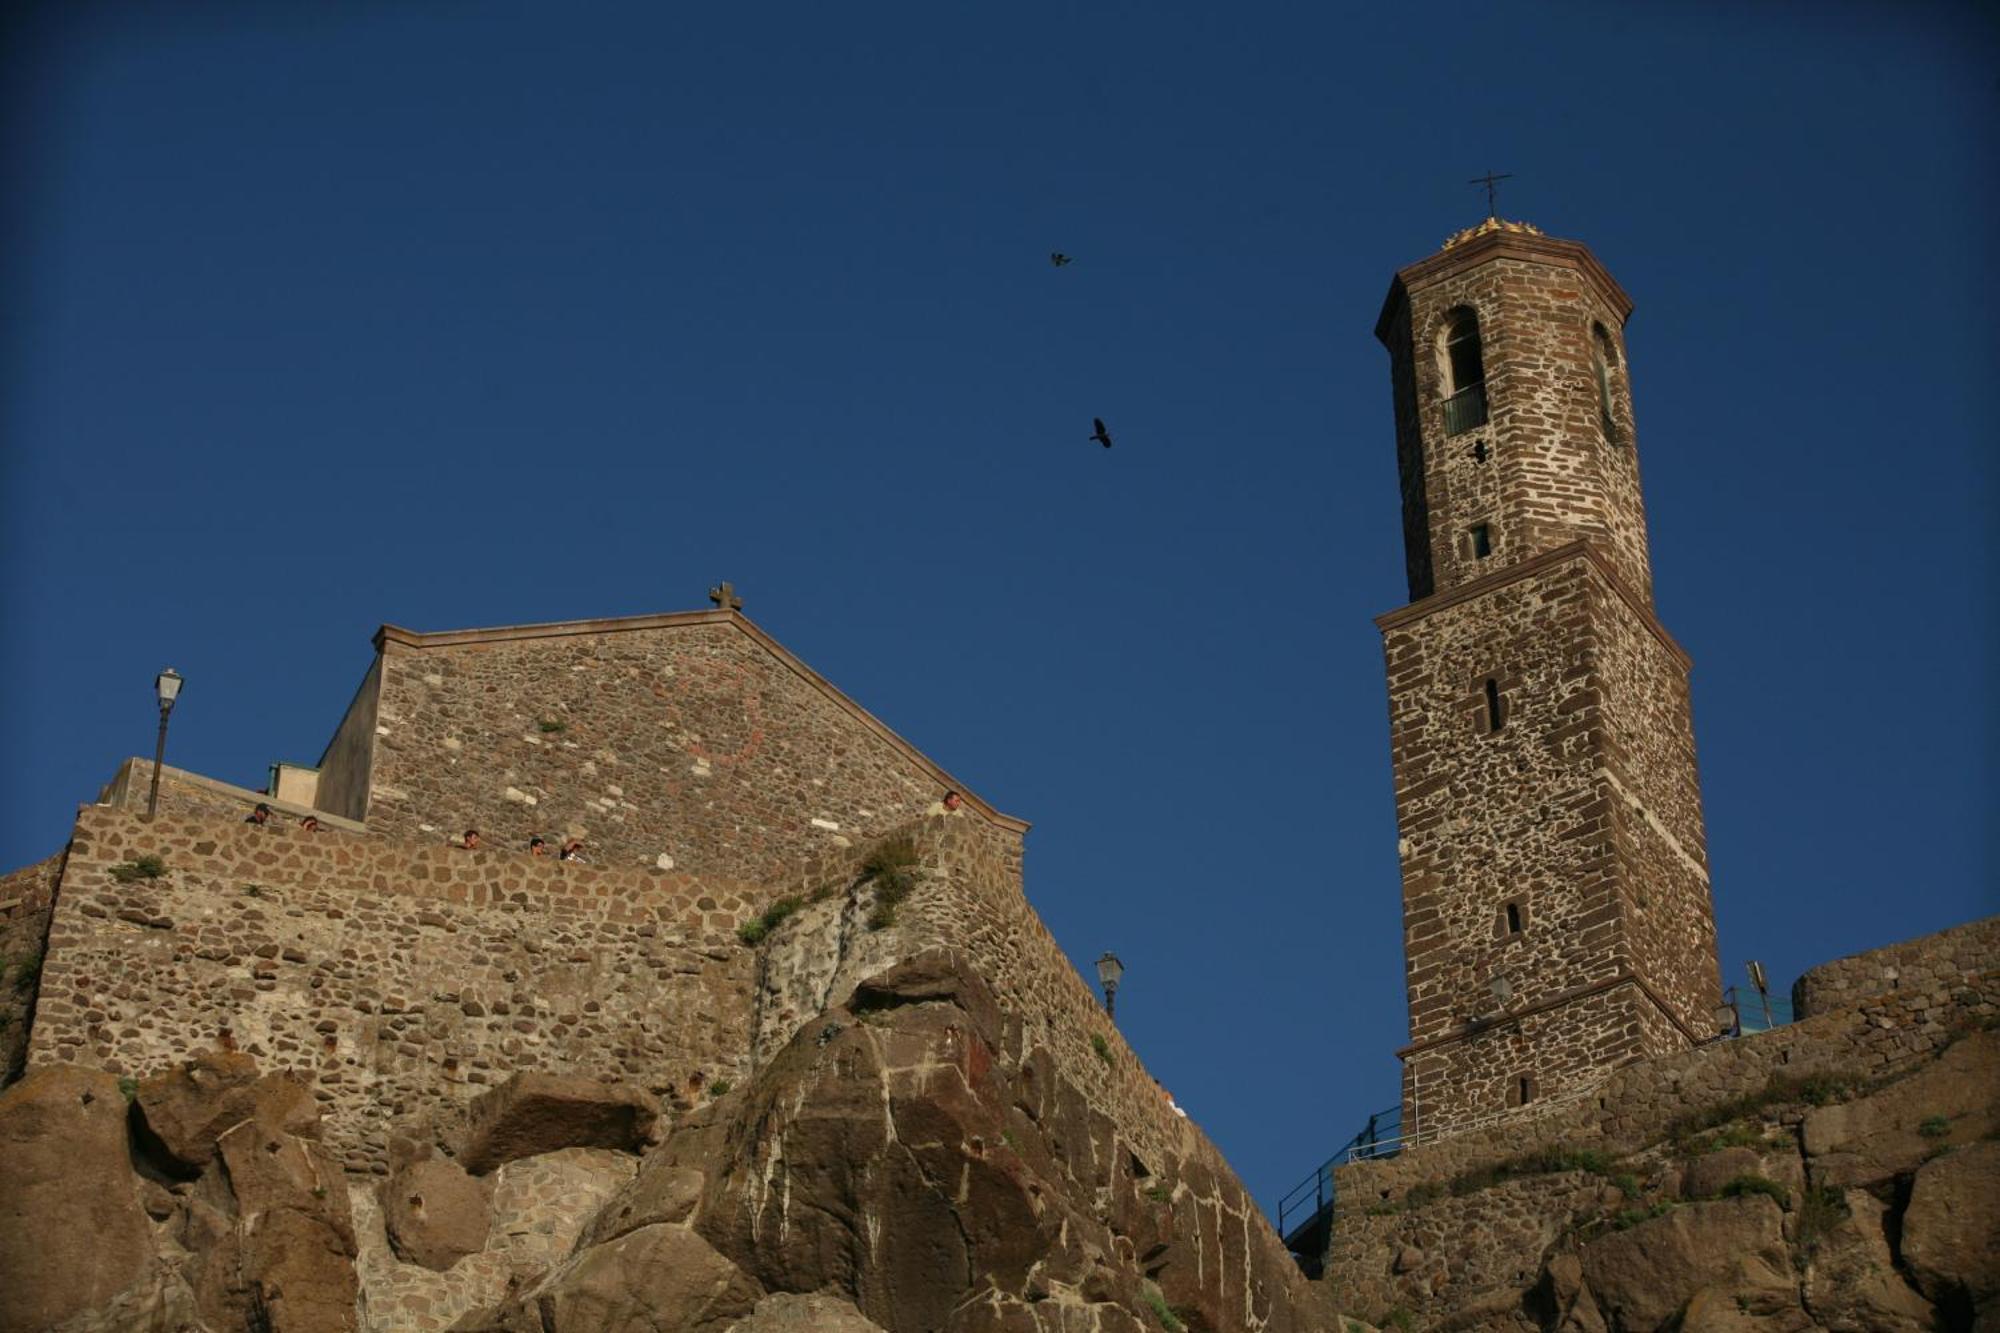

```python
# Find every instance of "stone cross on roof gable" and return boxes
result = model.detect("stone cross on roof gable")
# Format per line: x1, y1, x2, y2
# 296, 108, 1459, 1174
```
708, 581, 743, 612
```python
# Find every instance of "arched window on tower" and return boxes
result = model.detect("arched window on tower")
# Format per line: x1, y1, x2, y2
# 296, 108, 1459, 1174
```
1439, 309, 1487, 435
1591, 323, 1619, 442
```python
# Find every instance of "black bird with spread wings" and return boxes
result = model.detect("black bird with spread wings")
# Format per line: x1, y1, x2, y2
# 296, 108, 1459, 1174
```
1050, 252, 1073, 267
1089, 418, 1112, 449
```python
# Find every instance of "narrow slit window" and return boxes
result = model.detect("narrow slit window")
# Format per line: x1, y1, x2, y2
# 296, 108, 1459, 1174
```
1591, 324, 1619, 441
1517, 1076, 1534, 1106
1505, 901, 1523, 934
1483, 678, 1504, 733
1470, 524, 1492, 559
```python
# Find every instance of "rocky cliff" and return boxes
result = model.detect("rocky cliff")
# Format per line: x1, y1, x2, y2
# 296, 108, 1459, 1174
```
0, 949, 1344, 1332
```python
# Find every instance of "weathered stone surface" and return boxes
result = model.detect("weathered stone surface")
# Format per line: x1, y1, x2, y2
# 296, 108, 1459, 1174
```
135, 1046, 319, 1175
1681, 1146, 1768, 1201
384, 1156, 493, 1272
458, 1071, 660, 1175
726, 1292, 888, 1331
0, 1065, 156, 1331
1900, 1140, 2000, 1318
216, 1117, 359, 1331
1802, 1030, 2000, 1187
686, 951, 1334, 1333
1579, 1197, 1791, 1332
454, 1224, 761, 1333
1801, 1190, 1935, 1333
578, 1158, 706, 1249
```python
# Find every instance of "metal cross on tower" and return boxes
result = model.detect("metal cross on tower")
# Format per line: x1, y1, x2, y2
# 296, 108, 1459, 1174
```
708, 581, 743, 612
1468, 170, 1513, 219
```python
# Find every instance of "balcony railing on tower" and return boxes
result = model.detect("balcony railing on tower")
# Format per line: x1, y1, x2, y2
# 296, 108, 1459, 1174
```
1443, 383, 1487, 435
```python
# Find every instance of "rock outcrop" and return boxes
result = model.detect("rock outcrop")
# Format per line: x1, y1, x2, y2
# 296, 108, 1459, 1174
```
440, 949, 1338, 1333
0, 1065, 158, 1331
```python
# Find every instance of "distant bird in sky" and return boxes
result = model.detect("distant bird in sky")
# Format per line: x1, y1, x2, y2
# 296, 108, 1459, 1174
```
1089, 418, 1113, 449
1050, 252, 1073, 267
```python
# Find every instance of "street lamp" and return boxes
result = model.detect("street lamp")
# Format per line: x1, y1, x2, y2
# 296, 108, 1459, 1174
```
1095, 952, 1124, 1020
146, 668, 184, 821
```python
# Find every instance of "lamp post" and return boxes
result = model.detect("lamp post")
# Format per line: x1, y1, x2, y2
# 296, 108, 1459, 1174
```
146, 668, 184, 821
1095, 951, 1124, 1020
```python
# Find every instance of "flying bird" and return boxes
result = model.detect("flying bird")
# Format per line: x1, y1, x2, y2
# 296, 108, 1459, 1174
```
1089, 418, 1112, 449
1050, 252, 1073, 267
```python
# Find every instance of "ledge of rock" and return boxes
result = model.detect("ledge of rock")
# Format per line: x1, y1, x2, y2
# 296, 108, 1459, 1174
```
457, 1072, 661, 1175
134, 1046, 319, 1177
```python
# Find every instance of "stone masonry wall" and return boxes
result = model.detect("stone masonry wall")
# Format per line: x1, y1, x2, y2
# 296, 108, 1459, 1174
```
1589, 569, 1720, 1039
316, 654, 382, 822
358, 614, 1009, 883
1329, 917, 1998, 1325
1381, 543, 1718, 1134
0, 851, 64, 1082
1384, 553, 1628, 1134
28, 805, 765, 1174
1337, 917, 1996, 1209
1794, 915, 2000, 1019
1380, 232, 1652, 606
99, 757, 370, 832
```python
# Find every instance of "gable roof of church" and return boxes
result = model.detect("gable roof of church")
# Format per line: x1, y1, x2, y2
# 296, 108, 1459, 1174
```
373, 608, 1029, 834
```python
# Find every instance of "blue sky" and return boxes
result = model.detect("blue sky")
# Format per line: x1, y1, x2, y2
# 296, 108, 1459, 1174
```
3, 1, 1994, 1213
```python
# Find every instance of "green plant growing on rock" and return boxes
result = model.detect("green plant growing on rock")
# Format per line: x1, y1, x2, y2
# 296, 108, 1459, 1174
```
1719, 1174, 1788, 1205
11, 957, 39, 990
707, 1079, 732, 1098
1139, 1282, 1184, 1333
109, 855, 167, 883
1918, 1114, 1950, 1139
1612, 1201, 1677, 1231
1091, 1033, 1114, 1067
1385, 1310, 1416, 1333
1146, 1183, 1172, 1204
536, 718, 566, 733
736, 896, 804, 946
1444, 1144, 1615, 1198
1793, 1184, 1848, 1268
1611, 1172, 1642, 1198
860, 837, 921, 931
117, 1076, 139, 1102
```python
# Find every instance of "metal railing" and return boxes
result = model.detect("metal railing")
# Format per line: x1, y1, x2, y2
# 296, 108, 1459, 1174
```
1275, 1105, 1401, 1242
1442, 383, 1487, 435
1721, 985, 1794, 1036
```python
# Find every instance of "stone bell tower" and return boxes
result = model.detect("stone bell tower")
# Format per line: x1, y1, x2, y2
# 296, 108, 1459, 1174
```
1373, 217, 1722, 1139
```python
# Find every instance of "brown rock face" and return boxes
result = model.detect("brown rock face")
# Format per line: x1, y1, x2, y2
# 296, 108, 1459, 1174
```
1801, 1191, 1936, 1333
452, 1224, 762, 1333
215, 1117, 359, 1332
448, 949, 1331, 1333
134, 1046, 318, 1175
1802, 1031, 2000, 1188
1899, 1140, 2000, 1325
728, 1292, 889, 1331
458, 1071, 660, 1175
383, 1156, 494, 1271
0, 1065, 157, 1331
1579, 1197, 1791, 1331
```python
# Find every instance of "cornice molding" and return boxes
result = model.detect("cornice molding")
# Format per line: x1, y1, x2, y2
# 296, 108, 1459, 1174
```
1375, 539, 1692, 673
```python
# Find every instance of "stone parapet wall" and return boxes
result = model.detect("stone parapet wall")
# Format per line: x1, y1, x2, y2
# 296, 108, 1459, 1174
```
1794, 915, 2000, 1019
27, 805, 766, 1173
97, 758, 368, 833
0, 851, 65, 1082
